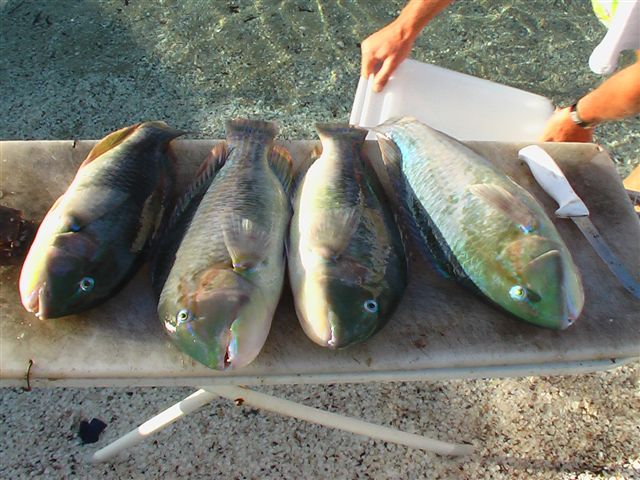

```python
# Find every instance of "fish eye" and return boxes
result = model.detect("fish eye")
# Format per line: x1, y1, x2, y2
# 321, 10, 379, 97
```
363, 300, 378, 313
509, 285, 527, 301
519, 224, 534, 234
65, 218, 82, 232
78, 277, 95, 292
176, 309, 192, 324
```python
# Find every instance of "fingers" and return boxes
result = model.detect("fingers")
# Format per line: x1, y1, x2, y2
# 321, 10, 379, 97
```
360, 52, 379, 80
372, 57, 401, 92
539, 107, 594, 142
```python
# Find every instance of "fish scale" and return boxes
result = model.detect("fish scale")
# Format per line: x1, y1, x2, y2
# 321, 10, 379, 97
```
170, 141, 281, 270
374, 117, 584, 329
19, 122, 184, 319
288, 123, 407, 348
155, 119, 292, 370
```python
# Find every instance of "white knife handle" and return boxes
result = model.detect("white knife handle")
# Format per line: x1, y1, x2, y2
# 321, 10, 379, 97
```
518, 145, 589, 217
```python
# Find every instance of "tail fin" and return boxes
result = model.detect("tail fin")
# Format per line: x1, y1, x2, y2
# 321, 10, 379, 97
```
315, 123, 367, 147
225, 118, 278, 143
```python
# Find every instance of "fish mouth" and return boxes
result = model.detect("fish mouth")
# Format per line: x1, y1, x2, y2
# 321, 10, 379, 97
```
22, 282, 51, 320
561, 280, 583, 329
524, 249, 584, 329
170, 288, 252, 370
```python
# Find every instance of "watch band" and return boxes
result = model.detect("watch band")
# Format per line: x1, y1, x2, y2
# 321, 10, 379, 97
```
569, 102, 595, 129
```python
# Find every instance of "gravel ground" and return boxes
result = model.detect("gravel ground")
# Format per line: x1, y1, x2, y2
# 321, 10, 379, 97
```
1, 364, 639, 479
1, 1, 639, 478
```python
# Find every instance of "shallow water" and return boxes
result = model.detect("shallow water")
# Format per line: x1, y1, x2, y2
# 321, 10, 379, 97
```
0, 0, 638, 176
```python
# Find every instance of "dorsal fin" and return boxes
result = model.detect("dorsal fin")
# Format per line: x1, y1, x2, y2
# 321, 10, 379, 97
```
148, 142, 228, 294
374, 132, 467, 281
268, 144, 294, 193
82, 123, 141, 166
166, 142, 228, 232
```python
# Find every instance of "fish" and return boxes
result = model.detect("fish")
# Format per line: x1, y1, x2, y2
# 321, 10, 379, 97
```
372, 117, 584, 329
287, 123, 407, 348
19, 121, 184, 319
154, 118, 292, 370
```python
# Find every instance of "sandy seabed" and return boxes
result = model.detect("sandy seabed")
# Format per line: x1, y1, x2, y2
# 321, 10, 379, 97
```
1, 1, 638, 478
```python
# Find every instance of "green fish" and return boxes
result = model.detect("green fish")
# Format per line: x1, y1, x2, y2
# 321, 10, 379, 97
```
288, 124, 407, 348
373, 117, 584, 329
19, 122, 184, 319
154, 119, 292, 370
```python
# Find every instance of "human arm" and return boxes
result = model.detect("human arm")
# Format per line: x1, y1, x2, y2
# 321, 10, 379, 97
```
360, 0, 453, 92
540, 50, 640, 142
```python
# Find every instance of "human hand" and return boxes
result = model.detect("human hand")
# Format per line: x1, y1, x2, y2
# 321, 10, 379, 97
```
539, 107, 594, 143
360, 20, 417, 93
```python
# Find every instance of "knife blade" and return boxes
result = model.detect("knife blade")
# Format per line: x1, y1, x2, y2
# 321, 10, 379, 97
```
518, 145, 640, 299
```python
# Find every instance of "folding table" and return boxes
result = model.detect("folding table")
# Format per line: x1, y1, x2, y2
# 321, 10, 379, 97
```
1, 139, 638, 462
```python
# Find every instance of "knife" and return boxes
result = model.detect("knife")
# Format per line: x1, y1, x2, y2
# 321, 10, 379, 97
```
518, 145, 640, 299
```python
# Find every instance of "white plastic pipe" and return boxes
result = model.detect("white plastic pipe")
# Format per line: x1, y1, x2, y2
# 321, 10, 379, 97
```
204, 385, 474, 456
91, 388, 217, 463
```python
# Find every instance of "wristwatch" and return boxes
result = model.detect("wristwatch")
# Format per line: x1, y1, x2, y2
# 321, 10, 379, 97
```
569, 102, 596, 129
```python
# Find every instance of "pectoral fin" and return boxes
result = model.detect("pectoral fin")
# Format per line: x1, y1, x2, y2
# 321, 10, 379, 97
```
469, 184, 537, 233
222, 215, 272, 271
306, 207, 361, 260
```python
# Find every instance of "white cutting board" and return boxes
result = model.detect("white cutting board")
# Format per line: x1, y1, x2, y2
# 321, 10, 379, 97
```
350, 59, 554, 142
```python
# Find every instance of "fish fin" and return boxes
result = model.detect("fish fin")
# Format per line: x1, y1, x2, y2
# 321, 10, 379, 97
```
372, 134, 430, 259
82, 124, 141, 166
131, 190, 162, 253
148, 142, 228, 290
290, 145, 321, 198
82, 122, 186, 169
222, 215, 272, 271
469, 184, 537, 233
166, 142, 228, 230
373, 134, 404, 181
140, 121, 188, 145
374, 133, 470, 282
315, 123, 368, 146
306, 207, 361, 260
268, 145, 294, 193
225, 118, 278, 143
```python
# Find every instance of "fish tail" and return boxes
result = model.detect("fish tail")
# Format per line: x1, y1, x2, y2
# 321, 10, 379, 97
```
141, 121, 188, 143
315, 123, 367, 147
225, 118, 278, 143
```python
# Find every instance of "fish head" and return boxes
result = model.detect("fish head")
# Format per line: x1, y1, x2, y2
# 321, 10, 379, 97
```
298, 269, 392, 349
495, 235, 584, 329
19, 210, 116, 319
158, 267, 270, 370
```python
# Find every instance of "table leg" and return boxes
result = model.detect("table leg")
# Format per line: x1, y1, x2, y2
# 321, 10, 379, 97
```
203, 385, 474, 456
90, 388, 217, 463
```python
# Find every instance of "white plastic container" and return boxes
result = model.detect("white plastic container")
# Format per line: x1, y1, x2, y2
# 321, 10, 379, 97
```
589, 0, 640, 75
350, 59, 554, 142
